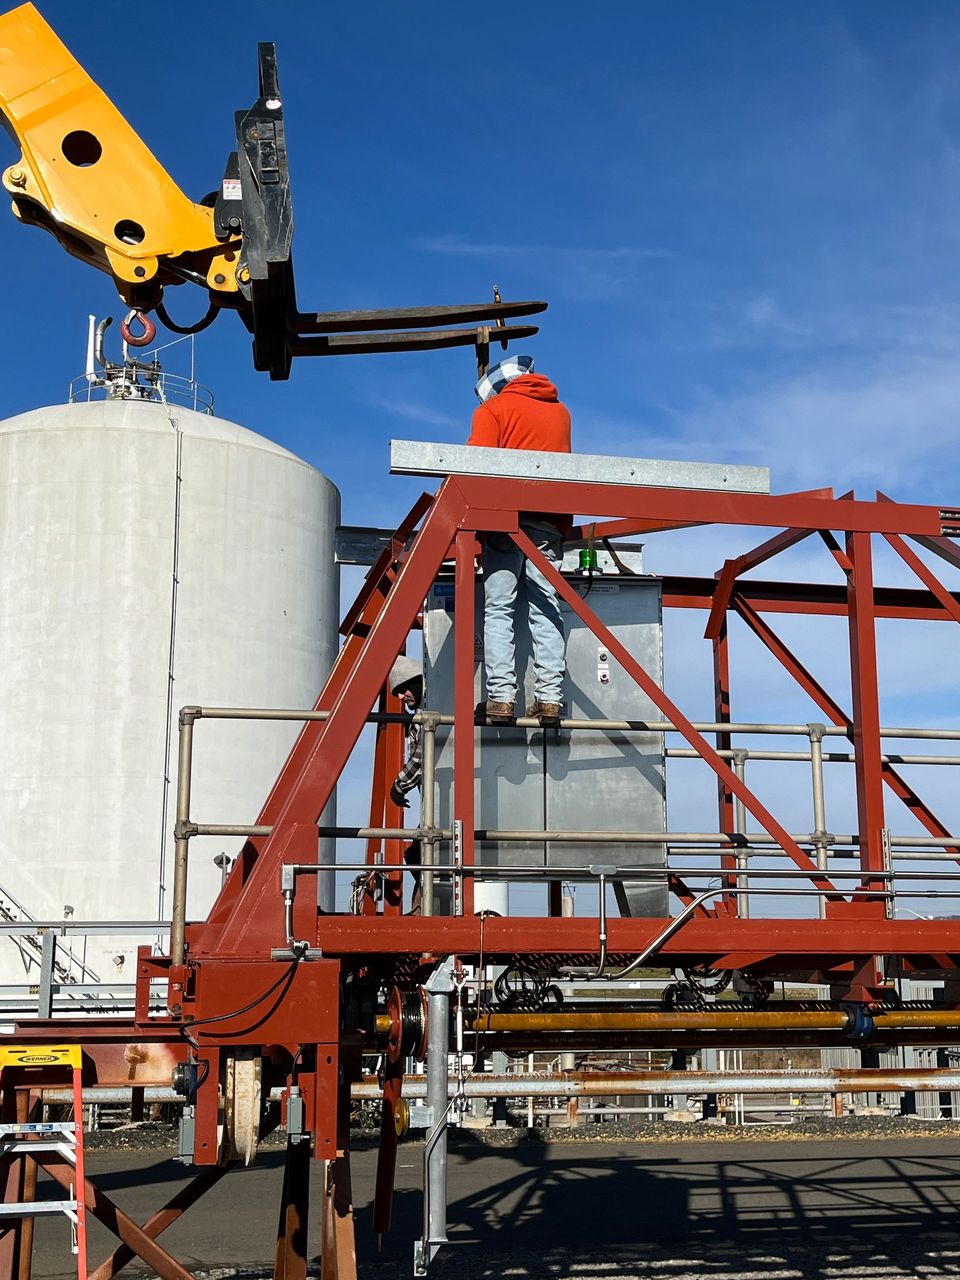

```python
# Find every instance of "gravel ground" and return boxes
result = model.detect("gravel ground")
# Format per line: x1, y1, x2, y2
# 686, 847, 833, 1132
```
83, 1112, 960, 1151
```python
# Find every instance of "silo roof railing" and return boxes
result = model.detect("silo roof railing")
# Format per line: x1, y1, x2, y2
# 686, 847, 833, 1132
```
67, 370, 215, 415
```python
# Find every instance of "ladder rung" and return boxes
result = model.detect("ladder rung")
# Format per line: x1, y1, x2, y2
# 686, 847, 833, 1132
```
0, 1201, 78, 1216
1, 1140, 76, 1157
0, 1122, 76, 1135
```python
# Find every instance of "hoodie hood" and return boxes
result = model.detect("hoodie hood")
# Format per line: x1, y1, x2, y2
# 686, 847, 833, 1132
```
389, 656, 422, 696
499, 373, 559, 402
474, 353, 535, 402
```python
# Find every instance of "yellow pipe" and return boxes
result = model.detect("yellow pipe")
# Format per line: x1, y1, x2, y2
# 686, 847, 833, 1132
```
468, 1009, 960, 1034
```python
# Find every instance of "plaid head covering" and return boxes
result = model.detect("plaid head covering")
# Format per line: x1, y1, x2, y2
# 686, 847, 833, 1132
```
474, 354, 535, 403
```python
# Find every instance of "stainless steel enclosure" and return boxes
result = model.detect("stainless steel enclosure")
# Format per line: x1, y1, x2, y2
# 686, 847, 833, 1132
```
423, 572, 667, 916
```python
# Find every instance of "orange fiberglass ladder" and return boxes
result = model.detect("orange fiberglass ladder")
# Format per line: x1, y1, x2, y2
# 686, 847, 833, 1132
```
0, 1044, 88, 1280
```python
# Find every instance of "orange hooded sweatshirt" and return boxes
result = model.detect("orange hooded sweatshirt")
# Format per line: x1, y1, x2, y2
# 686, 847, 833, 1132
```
467, 374, 571, 453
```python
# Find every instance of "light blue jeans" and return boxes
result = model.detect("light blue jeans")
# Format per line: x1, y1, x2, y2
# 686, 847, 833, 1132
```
481, 519, 566, 704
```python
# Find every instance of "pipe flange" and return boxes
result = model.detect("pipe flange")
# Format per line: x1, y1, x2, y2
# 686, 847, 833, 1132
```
840, 1002, 875, 1041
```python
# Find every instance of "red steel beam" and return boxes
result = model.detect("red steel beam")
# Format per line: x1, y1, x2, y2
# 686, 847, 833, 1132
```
338, 491, 434, 638
512, 528, 836, 892
663, 575, 960, 621
885, 532, 960, 626
845, 531, 887, 906
819, 530, 854, 576
314, 913, 960, 960
207, 483, 466, 955
88, 1168, 227, 1280
877, 490, 960, 574
571, 516, 703, 540
454, 530, 477, 916
704, 526, 817, 641
457, 475, 942, 536
733, 598, 955, 850
712, 616, 738, 915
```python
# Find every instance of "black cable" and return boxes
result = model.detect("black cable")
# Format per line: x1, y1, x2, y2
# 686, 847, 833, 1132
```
156, 299, 220, 336
179, 955, 301, 1047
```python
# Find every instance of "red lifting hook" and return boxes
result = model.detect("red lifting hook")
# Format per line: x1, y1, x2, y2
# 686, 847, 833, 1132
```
120, 309, 157, 347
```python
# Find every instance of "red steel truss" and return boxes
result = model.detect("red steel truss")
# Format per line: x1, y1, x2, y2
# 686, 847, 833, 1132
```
7, 471, 960, 1280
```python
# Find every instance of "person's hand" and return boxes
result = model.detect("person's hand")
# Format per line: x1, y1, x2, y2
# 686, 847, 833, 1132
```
390, 783, 409, 808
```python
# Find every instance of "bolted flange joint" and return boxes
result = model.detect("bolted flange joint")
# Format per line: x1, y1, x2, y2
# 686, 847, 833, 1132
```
840, 1002, 875, 1041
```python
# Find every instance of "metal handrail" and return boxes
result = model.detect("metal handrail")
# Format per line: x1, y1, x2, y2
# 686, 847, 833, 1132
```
67, 371, 214, 414
168, 703, 960, 962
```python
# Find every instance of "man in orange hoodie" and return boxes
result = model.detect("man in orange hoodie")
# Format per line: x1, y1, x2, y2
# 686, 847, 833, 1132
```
467, 354, 571, 726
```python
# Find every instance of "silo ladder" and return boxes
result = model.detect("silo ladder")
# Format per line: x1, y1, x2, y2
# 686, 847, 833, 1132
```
0, 1045, 87, 1280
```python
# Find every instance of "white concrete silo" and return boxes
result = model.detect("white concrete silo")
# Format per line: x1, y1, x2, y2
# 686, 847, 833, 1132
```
0, 397, 340, 985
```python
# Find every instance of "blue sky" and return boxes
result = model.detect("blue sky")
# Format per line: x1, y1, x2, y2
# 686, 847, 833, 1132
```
6, 1, 960, 513
4, 2, 960, 913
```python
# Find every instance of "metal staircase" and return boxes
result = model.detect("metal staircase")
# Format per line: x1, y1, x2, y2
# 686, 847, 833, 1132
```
0, 882, 99, 987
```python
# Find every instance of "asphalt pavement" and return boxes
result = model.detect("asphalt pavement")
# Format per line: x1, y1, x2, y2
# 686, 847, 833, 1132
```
22, 1134, 960, 1280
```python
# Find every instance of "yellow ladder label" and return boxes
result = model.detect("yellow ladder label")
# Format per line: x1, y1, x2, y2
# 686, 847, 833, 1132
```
0, 1045, 82, 1070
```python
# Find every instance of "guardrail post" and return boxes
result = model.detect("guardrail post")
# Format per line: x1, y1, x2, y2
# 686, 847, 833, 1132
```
37, 929, 56, 1018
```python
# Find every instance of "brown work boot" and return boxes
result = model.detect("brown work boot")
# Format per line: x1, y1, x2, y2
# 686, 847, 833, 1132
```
526, 700, 562, 726
476, 699, 516, 723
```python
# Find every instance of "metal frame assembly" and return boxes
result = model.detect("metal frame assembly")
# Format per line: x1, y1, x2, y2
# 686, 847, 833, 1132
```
0, 5, 545, 379
5, 453, 960, 1279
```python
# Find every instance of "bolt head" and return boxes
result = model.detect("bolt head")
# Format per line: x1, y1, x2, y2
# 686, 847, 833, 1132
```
7, 167, 25, 187
213, 272, 226, 285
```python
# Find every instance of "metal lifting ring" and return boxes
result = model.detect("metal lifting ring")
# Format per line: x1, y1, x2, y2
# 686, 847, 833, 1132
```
120, 308, 157, 347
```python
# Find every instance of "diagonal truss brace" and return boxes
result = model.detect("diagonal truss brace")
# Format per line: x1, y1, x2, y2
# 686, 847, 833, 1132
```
512, 529, 838, 894
733, 597, 956, 852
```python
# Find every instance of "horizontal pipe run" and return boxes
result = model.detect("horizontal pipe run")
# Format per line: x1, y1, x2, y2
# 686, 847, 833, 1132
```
350, 1068, 960, 1098
0, 922, 170, 936
471, 1011, 852, 1033
469, 1010, 960, 1034
667, 748, 960, 767
41, 1087, 179, 1104
288, 860, 960, 883
189, 826, 960, 850
188, 705, 960, 741
46, 1072, 960, 1107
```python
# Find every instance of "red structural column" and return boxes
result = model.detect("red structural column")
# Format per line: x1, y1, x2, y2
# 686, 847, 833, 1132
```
381, 687, 407, 916
454, 531, 477, 916
845, 530, 887, 899
712, 616, 737, 915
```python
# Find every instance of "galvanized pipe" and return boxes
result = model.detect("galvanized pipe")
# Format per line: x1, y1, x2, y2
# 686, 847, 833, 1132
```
291, 860, 960, 881
169, 710, 195, 966
41, 1087, 180, 1104
469, 1009, 960, 1033
46, 1070, 960, 1106
420, 720, 437, 917
731, 750, 749, 919
422, 961, 454, 1266
808, 724, 830, 920
201, 826, 960, 849
190, 705, 960, 741
353, 1068, 960, 1098
667, 748, 960, 766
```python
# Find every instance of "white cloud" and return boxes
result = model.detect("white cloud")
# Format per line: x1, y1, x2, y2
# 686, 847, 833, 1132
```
413, 234, 670, 302
363, 392, 463, 433
719, 358, 960, 493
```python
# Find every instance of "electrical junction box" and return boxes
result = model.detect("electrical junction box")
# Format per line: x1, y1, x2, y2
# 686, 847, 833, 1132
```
423, 571, 667, 917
